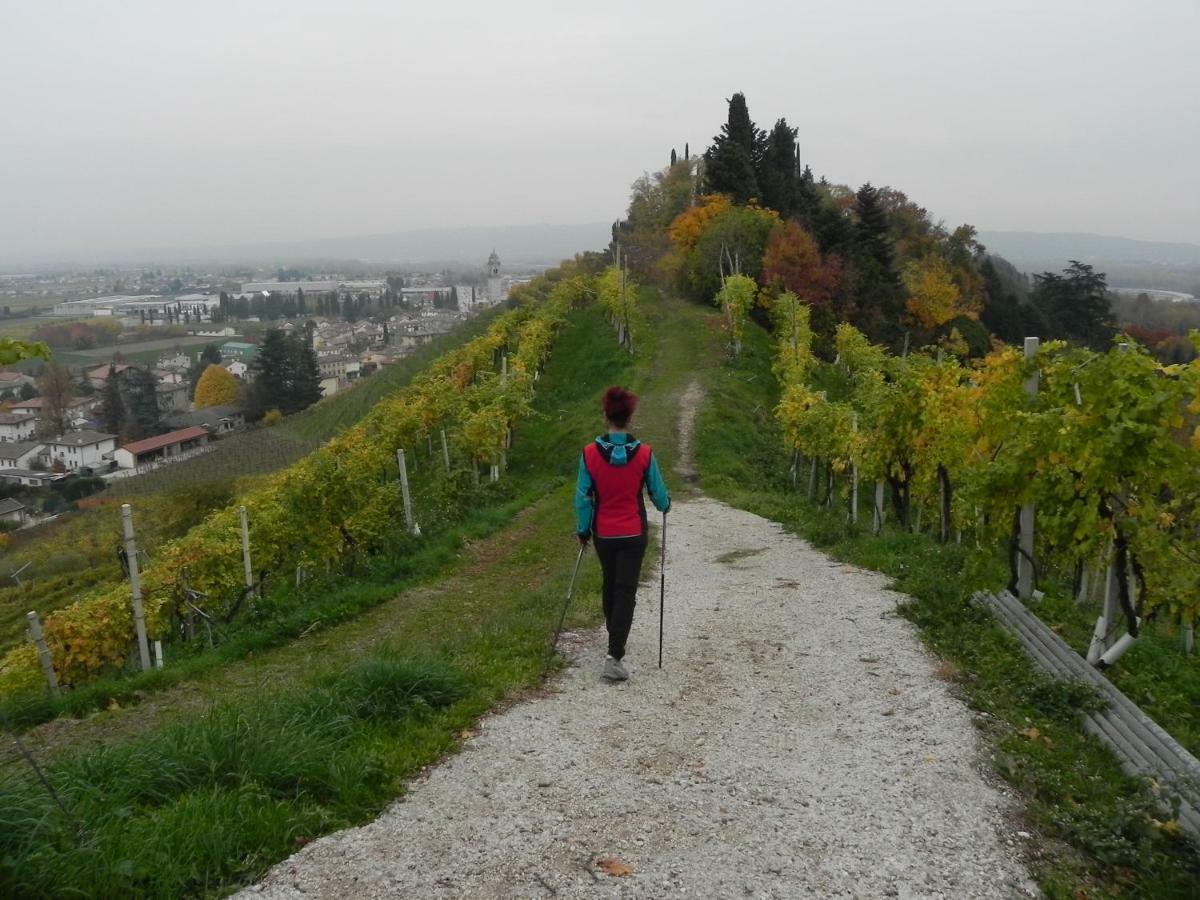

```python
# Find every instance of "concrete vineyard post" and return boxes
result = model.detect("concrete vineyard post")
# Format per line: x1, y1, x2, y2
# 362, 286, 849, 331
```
440, 429, 450, 472
26, 611, 60, 697
850, 415, 859, 524
397, 449, 420, 536
154, 639, 164, 669
807, 457, 818, 501
1017, 337, 1039, 601
240, 506, 253, 597
121, 503, 153, 672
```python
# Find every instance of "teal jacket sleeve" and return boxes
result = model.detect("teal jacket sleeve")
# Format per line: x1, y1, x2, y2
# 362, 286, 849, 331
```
574, 453, 594, 536
645, 451, 671, 514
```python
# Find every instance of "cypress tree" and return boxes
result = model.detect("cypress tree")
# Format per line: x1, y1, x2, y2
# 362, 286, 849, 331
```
100, 366, 126, 434
757, 118, 799, 217
702, 93, 763, 203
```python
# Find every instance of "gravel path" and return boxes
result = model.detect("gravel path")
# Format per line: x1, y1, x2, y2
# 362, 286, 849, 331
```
237, 497, 1036, 899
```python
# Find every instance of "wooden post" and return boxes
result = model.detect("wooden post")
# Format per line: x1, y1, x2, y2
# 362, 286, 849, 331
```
239, 506, 253, 597
121, 504, 152, 672
873, 480, 885, 536
1017, 337, 1039, 601
440, 429, 450, 472
26, 611, 60, 697
397, 449, 419, 535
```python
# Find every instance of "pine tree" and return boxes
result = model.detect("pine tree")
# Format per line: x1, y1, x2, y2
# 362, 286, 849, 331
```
702, 93, 763, 203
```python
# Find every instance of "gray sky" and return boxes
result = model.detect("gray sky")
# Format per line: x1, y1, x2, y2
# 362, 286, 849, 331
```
2, 0, 1198, 263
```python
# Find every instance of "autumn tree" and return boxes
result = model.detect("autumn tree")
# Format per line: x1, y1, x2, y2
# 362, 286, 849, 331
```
762, 221, 842, 307
36, 362, 74, 437
677, 203, 780, 302
194, 364, 240, 408
903, 257, 979, 330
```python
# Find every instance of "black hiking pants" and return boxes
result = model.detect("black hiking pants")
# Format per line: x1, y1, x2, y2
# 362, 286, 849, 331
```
593, 533, 648, 661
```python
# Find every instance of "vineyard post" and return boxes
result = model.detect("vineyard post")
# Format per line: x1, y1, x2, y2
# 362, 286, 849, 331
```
850, 415, 859, 524
1017, 337, 1039, 601
120, 504, 153, 672
807, 457, 817, 501
26, 611, 60, 697
397, 449, 420, 536
440, 429, 450, 472
1184, 618, 1195, 655
239, 506, 253, 598
153, 640, 164, 669
873, 481, 885, 536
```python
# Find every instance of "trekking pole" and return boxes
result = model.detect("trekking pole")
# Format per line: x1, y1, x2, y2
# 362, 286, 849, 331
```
658, 511, 666, 669
544, 541, 587, 676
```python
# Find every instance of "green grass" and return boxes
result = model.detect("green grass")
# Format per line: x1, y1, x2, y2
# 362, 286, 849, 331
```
693, 307, 1200, 899
0, 649, 469, 898
0, 299, 632, 896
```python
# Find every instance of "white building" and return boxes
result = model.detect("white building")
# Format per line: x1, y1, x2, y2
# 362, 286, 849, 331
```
114, 426, 209, 470
0, 412, 36, 443
0, 442, 44, 469
44, 431, 117, 472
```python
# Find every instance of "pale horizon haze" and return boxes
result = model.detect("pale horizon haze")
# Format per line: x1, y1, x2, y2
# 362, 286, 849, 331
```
2, 0, 1198, 264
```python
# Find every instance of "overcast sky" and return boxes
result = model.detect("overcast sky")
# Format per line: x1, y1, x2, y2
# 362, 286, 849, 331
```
2, 0, 1198, 264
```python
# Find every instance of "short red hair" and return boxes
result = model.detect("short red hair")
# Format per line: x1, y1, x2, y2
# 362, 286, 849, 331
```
602, 386, 638, 428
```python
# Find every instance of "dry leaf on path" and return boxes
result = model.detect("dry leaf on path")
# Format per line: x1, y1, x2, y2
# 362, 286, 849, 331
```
596, 857, 634, 877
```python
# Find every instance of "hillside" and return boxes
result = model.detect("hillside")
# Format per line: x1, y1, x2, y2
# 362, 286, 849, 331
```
977, 230, 1200, 268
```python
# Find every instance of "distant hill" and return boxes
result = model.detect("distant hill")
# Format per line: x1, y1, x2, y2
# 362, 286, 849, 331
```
8, 223, 615, 270
978, 231, 1200, 269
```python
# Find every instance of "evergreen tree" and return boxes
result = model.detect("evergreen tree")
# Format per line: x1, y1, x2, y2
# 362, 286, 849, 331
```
100, 366, 125, 434
979, 257, 1026, 344
117, 367, 161, 440
702, 92, 763, 203
757, 119, 799, 217
289, 335, 323, 412
249, 330, 323, 416
250, 330, 292, 414
850, 183, 903, 342
1031, 261, 1114, 348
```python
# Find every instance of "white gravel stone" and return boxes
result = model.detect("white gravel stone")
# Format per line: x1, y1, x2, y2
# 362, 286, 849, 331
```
235, 493, 1035, 899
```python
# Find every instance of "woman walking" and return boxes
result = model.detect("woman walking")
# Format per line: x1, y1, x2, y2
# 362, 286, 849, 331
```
575, 386, 670, 681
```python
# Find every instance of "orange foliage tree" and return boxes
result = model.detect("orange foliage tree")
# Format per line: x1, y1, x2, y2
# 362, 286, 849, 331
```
761, 221, 842, 307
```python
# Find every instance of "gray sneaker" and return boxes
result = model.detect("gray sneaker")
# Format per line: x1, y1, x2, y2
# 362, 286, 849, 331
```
603, 655, 629, 681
